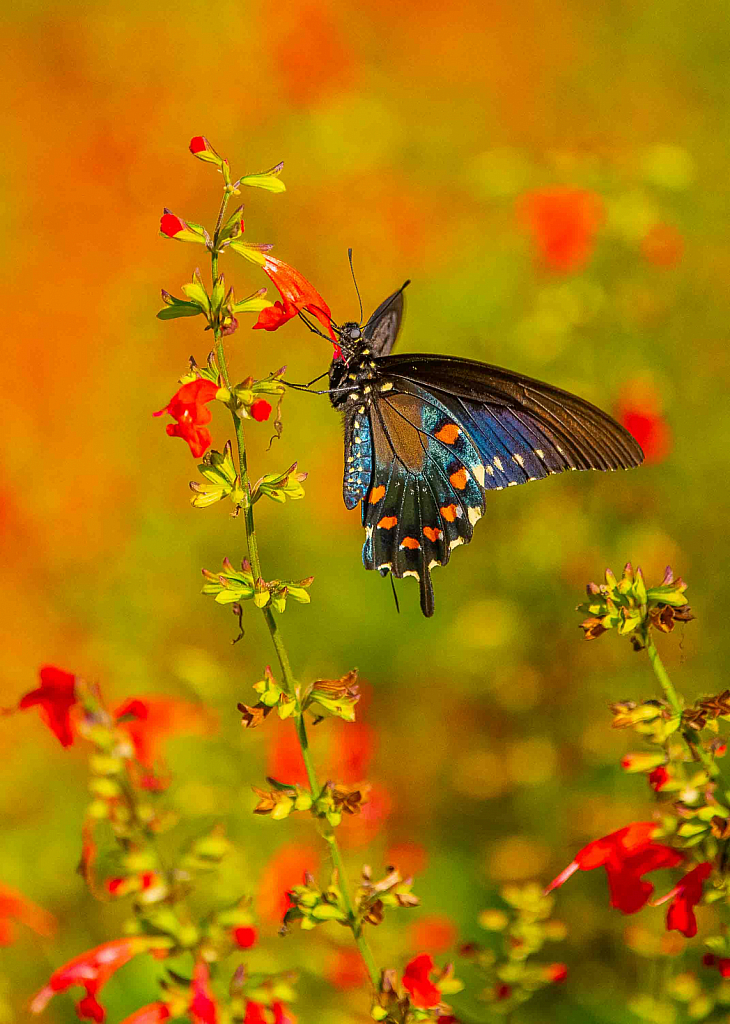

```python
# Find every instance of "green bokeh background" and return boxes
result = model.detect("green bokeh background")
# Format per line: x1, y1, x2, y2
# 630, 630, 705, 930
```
2, 1, 730, 1020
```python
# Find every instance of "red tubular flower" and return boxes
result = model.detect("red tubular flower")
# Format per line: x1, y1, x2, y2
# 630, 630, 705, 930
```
519, 187, 604, 273
119, 1006, 171, 1024
649, 766, 671, 791
243, 1002, 267, 1024
160, 212, 186, 237
544, 963, 568, 983
546, 822, 683, 914
250, 399, 272, 422
232, 925, 258, 949
272, 1002, 296, 1024
253, 256, 336, 343
18, 665, 77, 747
114, 696, 216, 790
0, 882, 56, 946
190, 961, 218, 1024
703, 953, 730, 977
30, 938, 151, 1021
403, 953, 442, 1009
154, 379, 219, 458
655, 862, 712, 938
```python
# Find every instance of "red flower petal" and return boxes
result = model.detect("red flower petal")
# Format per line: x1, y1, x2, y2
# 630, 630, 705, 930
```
189, 137, 206, 154
258, 255, 336, 342
190, 961, 218, 1024
659, 862, 712, 938
31, 938, 146, 1018
232, 925, 258, 949
18, 665, 77, 747
253, 301, 297, 332
649, 766, 670, 791
243, 1001, 267, 1024
119, 1005, 171, 1024
160, 213, 185, 237
403, 953, 441, 1008
154, 379, 219, 458
250, 399, 272, 422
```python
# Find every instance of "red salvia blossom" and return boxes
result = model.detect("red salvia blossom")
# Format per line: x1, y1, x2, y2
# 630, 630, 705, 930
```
616, 391, 671, 466
18, 665, 78, 747
703, 953, 730, 978
544, 963, 568, 983
154, 379, 219, 458
546, 822, 683, 914
114, 696, 216, 790
253, 256, 337, 344
402, 953, 442, 1009
232, 925, 258, 948
250, 398, 272, 422
648, 765, 671, 791
655, 861, 712, 938
31, 938, 153, 1022
190, 961, 218, 1024
272, 1002, 296, 1024
189, 137, 207, 154
243, 1003, 267, 1024
519, 187, 604, 273
159, 213, 187, 238
257, 843, 320, 924
119, 1006, 171, 1024
0, 881, 56, 946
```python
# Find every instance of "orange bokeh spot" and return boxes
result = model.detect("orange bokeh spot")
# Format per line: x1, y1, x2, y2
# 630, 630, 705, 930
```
257, 844, 321, 925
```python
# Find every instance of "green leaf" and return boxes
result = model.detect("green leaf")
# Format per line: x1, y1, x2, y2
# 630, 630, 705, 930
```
156, 304, 203, 320
239, 162, 286, 193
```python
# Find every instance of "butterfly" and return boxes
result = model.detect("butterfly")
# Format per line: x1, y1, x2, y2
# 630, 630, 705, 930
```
304, 283, 644, 617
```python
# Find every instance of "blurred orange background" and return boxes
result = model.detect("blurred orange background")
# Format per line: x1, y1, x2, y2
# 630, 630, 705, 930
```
2, 1, 730, 1020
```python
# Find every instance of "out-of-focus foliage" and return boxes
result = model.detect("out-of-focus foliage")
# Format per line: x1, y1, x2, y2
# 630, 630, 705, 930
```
2, 1, 729, 1021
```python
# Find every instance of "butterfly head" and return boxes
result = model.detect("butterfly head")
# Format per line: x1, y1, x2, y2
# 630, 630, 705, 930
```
331, 320, 368, 363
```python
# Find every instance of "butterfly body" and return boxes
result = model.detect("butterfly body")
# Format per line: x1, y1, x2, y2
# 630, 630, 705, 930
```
326, 286, 644, 617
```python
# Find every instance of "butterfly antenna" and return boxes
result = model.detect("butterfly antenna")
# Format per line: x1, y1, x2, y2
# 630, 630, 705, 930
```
389, 573, 401, 615
348, 248, 364, 325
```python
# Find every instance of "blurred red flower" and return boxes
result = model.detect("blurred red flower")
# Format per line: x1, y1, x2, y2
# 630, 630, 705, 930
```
232, 925, 258, 949
250, 399, 272, 422
519, 187, 604, 273
544, 963, 568, 983
115, 696, 217, 790
641, 224, 684, 267
18, 665, 77, 747
253, 256, 336, 343
119, 1006, 171, 1024
191, 961, 217, 1024
409, 914, 457, 954
655, 861, 712, 938
703, 953, 730, 977
243, 1003, 267, 1024
324, 947, 369, 990
403, 953, 442, 1008
648, 766, 670, 791
385, 842, 428, 878
154, 379, 219, 458
257, 843, 321, 924
546, 822, 683, 914
31, 938, 152, 1022
615, 382, 671, 465
0, 881, 56, 946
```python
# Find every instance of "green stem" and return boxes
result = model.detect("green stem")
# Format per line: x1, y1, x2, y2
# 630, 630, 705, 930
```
646, 637, 723, 783
210, 280, 380, 988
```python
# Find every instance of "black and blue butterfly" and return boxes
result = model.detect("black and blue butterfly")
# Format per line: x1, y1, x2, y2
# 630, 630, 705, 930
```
294, 282, 643, 616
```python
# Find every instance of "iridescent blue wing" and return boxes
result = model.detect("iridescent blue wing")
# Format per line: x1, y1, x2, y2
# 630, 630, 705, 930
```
353, 355, 642, 617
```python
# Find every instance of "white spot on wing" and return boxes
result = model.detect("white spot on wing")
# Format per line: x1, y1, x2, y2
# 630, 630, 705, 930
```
513, 453, 524, 467
450, 537, 464, 550
486, 464, 494, 476
473, 465, 486, 486
493, 456, 503, 471
467, 506, 482, 525
403, 570, 419, 580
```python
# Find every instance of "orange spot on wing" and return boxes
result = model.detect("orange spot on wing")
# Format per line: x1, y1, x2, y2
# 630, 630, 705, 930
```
377, 516, 398, 529
449, 467, 468, 489
400, 537, 421, 550
435, 423, 460, 444
423, 527, 443, 543
440, 504, 459, 522
368, 485, 386, 504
